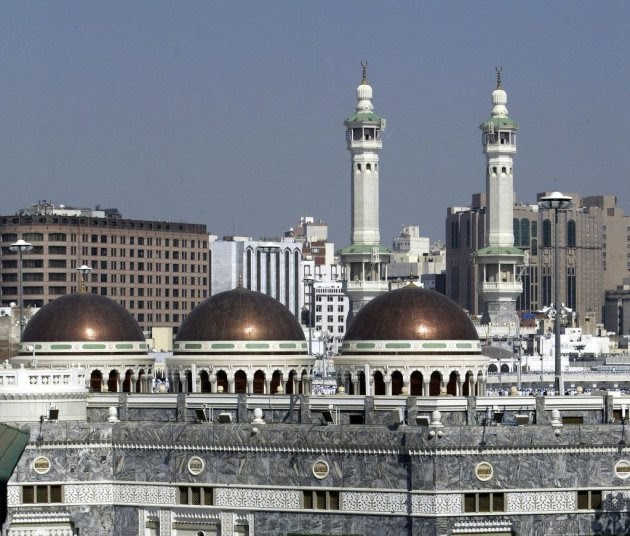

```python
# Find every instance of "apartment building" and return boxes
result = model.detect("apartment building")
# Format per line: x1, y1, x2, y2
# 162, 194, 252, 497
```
0, 202, 210, 333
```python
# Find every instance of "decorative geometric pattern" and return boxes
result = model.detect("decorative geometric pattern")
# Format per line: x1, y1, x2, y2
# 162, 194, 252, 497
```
342, 491, 407, 514
61, 484, 175, 506
6, 486, 21, 506
412, 493, 461, 515
342, 339, 481, 354
507, 491, 575, 512
214, 487, 300, 509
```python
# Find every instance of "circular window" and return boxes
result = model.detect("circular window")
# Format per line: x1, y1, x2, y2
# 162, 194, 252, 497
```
615, 459, 630, 480
312, 459, 329, 480
33, 456, 51, 475
187, 456, 205, 476
475, 461, 493, 482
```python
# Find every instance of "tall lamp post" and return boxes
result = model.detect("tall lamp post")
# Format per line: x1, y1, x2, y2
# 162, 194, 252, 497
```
9, 239, 33, 340
539, 191, 573, 395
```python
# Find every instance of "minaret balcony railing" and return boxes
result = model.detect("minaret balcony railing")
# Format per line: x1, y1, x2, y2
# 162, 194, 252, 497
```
480, 281, 523, 294
483, 143, 516, 154
348, 140, 382, 151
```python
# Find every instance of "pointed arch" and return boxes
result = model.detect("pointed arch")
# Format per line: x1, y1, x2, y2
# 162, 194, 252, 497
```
373, 370, 385, 396
90, 370, 103, 392
107, 370, 119, 393
235, 370, 247, 393
446, 371, 458, 396
391, 370, 404, 396
200, 370, 211, 393
271, 370, 282, 394
429, 371, 442, 396
253, 370, 265, 394
216, 370, 228, 393
410, 371, 423, 396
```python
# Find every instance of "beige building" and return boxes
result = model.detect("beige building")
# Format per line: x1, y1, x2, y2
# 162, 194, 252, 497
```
0, 202, 210, 334
446, 193, 629, 330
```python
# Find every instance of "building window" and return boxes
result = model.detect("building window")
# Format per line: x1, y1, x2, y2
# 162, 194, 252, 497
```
567, 219, 576, 247
302, 490, 340, 510
22, 485, 63, 504
520, 219, 530, 247
178, 486, 213, 505
542, 219, 552, 247
577, 490, 603, 510
463, 492, 505, 513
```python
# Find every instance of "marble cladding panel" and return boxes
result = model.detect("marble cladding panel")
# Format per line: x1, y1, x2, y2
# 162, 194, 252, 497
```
113, 506, 139, 536
113, 449, 175, 482
128, 407, 178, 422
54, 506, 115, 536
253, 511, 409, 536
87, 407, 111, 422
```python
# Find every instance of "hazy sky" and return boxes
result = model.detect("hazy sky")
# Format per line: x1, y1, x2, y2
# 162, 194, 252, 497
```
1, 2, 628, 247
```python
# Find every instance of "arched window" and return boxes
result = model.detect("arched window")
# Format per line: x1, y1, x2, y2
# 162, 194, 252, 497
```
216, 370, 228, 393
446, 371, 458, 396
429, 371, 442, 396
567, 219, 576, 247
391, 371, 404, 396
200, 370, 211, 393
542, 219, 552, 247
122, 369, 133, 392
236, 370, 248, 393
373, 371, 385, 395
520, 219, 530, 247
271, 370, 282, 394
253, 370, 265, 394
107, 370, 119, 393
357, 370, 366, 395
531, 239, 538, 256
513, 219, 520, 246
410, 371, 423, 396
462, 371, 473, 397
531, 220, 538, 238
90, 370, 103, 392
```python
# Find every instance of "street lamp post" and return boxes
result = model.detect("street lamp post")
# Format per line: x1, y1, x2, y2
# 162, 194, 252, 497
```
539, 191, 573, 395
9, 239, 33, 340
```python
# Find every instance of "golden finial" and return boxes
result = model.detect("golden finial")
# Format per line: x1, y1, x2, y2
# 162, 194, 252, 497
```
361, 61, 368, 84
496, 66, 503, 89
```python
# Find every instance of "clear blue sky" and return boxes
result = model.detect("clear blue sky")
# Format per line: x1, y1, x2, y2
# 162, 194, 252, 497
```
1, 1, 628, 247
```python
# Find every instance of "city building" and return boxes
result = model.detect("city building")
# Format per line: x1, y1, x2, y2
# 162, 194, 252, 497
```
388, 225, 446, 290
208, 236, 303, 317
0, 201, 210, 334
339, 64, 391, 321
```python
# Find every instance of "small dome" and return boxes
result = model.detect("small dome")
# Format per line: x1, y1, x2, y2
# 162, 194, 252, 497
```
175, 288, 305, 353
345, 285, 478, 343
20, 293, 146, 355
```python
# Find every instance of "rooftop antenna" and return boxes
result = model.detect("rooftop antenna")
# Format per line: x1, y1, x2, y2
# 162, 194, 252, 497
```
361, 61, 368, 84
496, 66, 503, 89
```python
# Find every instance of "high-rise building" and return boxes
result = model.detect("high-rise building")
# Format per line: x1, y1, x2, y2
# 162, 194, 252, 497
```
339, 64, 390, 320
0, 201, 210, 333
473, 70, 523, 324
447, 193, 628, 330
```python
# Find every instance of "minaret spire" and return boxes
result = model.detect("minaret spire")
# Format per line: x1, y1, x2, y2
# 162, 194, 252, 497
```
361, 61, 368, 84
496, 66, 502, 89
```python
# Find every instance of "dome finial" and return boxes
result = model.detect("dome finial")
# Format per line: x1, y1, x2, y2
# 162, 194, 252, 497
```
495, 66, 503, 89
361, 61, 368, 84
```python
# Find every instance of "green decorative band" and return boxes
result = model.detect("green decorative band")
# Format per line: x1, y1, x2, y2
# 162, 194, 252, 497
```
17, 341, 148, 355
341, 340, 481, 355
211, 343, 235, 350
173, 340, 307, 355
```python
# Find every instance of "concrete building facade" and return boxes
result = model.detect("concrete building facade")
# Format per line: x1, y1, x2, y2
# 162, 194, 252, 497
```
0, 202, 209, 334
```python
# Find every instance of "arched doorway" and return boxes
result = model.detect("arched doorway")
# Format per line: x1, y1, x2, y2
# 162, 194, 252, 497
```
200, 370, 211, 393
446, 371, 458, 396
216, 370, 228, 393
235, 370, 247, 393
271, 370, 282, 394
107, 370, 119, 393
410, 371, 423, 396
136, 369, 145, 393
286, 370, 296, 394
429, 371, 442, 396
373, 371, 385, 395
122, 369, 133, 393
357, 370, 366, 395
391, 371, 404, 396
253, 370, 265, 394
90, 370, 103, 392
462, 371, 474, 397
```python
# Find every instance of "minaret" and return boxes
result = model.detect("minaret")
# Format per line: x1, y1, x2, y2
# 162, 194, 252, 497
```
474, 68, 523, 325
340, 63, 391, 321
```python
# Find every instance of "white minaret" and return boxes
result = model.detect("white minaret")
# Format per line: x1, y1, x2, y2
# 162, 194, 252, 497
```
475, 68, 523, 325
340, 63, 391, 321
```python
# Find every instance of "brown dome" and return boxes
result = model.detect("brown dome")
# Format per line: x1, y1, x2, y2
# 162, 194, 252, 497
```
176, 287, 305, 343
21, 293, 145, 345
345, 285, 478, 342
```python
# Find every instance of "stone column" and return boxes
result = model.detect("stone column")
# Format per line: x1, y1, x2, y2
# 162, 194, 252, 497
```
423, 379, 430, 397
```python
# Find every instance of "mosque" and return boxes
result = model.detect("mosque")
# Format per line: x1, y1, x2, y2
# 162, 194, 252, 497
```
1, 70, 629, 536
